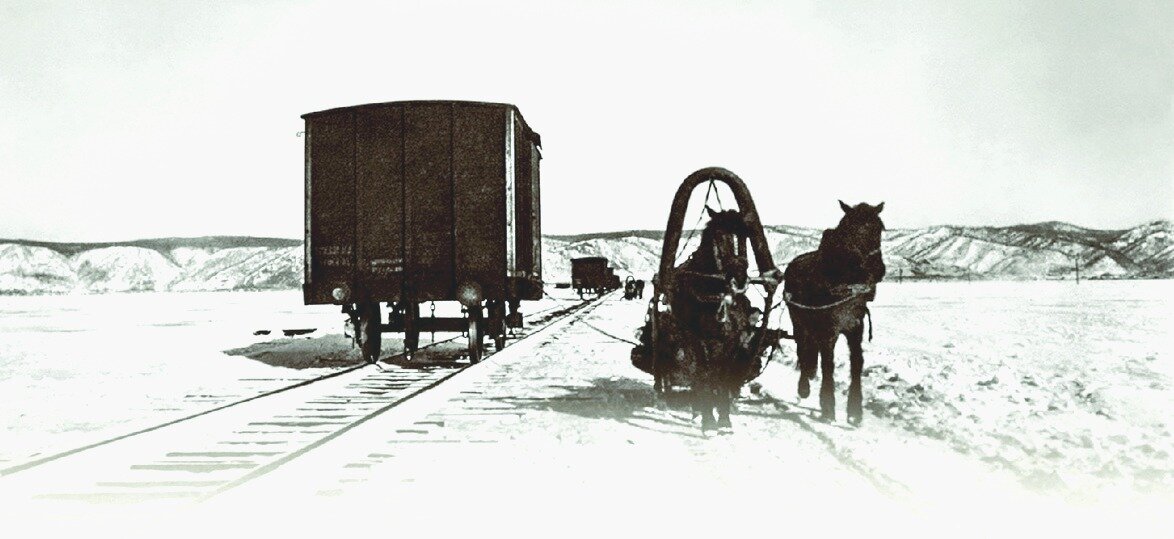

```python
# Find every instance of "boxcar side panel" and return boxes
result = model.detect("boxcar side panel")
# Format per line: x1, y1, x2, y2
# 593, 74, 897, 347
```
512, 114, 531, 279
453, 105, 507, 299
303, 121, 312, 303
404, 103, 455, 300
306, 112, 356, 304
529, 141, 542, 288
503, 110, 518, 280
511, 116, 542, 300
355, 105, 404, 300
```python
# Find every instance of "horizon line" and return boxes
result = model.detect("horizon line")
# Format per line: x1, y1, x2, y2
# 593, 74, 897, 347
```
1, 218, 1169, 246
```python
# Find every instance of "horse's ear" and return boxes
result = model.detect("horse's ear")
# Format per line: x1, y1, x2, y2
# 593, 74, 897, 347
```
875, 202, 884, 214
839, 200, 851, 213
706, 206, 718, 218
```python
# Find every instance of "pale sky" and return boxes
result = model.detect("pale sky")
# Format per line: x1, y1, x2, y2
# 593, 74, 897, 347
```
1, 0, 1171, 241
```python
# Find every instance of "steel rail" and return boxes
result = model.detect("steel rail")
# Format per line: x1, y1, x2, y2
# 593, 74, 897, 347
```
0, 299, 572, 478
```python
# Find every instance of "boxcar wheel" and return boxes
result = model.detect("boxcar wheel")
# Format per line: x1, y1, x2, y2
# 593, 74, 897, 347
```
488, 301, 506, 351
403, 302, 420, 354
357, 302, 382, 363
468, 317, 483, 364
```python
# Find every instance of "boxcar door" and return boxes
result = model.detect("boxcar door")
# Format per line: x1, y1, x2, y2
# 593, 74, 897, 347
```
453, 104, 507, 300
355, 105, 405, 300
403, 103, 456, 301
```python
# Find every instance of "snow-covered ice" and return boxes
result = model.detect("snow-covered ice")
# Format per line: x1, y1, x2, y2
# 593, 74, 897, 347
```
0, 281, 1170, 533
0, 291, 563, 464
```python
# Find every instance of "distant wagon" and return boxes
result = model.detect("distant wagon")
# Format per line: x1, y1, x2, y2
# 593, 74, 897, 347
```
571, 256, 610, 298
302, 100, 543, 363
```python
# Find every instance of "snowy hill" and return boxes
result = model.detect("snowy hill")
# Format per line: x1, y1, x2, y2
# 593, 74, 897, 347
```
0, 222, 1170, 294
0, 237, 302, 295
550, 220, 1174, 282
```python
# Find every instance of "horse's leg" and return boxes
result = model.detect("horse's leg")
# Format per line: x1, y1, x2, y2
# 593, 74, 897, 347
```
654, 365, 668, 395
845, 323, 865, 425
818, 337, 837, 421
683, 341, 712, 430
696, 381, 717, 432
796, 329, 817, 399
717, 383, 733, 432
702, 342, 722, 432
716, 361, 734, 431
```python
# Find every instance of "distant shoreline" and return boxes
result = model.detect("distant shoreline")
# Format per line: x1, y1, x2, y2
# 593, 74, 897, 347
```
2, 277, 1171, 298
2, 220, 1171, 294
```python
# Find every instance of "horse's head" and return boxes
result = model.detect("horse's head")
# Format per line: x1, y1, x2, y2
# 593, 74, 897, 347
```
835, 200, 885, 254
828, 200, 886, 282
703, 207, 751, 289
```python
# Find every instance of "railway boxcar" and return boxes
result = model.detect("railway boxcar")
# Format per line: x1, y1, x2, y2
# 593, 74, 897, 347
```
571, 256, 610, 298
606, 267, 620, 290
302, 100, 542, 363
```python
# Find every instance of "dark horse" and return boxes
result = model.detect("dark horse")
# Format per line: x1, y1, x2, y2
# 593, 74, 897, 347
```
784, 201, 886, 424
667, 207, 755, 433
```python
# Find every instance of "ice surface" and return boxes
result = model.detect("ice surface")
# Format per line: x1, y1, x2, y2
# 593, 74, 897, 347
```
757, 279, 1173, 499
0, 282, 1169, 528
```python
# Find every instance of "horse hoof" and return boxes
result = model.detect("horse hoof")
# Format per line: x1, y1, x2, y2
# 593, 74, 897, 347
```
847, 413, 863, 426
798, 378, 810, 399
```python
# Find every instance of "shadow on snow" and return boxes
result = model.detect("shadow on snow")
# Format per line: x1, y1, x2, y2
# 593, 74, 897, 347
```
222, 334, 368, 370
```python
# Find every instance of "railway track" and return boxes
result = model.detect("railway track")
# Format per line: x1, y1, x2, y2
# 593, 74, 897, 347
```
0, 294, 609, 504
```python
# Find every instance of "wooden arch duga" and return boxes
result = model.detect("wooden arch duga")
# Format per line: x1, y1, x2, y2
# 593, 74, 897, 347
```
649, 167, 783, 375
656, 167, 780, 295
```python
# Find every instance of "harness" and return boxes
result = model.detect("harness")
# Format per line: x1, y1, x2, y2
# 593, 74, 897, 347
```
677, 238, 746, 306
782, 283, 874, 310
663, 222, 786, 381
783, 284, 876, 341
782, 240, 883, 342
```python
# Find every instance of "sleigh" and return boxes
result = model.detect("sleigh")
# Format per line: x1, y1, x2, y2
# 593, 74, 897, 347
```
630, 167, 784, 393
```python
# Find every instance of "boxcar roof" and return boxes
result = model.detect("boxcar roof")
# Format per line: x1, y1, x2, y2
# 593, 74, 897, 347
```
301, 100, 541, 146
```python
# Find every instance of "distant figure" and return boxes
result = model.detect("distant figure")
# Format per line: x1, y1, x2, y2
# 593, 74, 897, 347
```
635, 279, 645, 299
